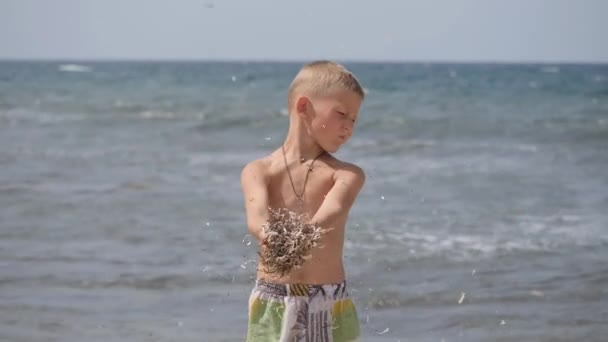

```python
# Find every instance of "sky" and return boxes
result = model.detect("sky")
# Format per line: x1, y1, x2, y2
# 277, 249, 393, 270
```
1, 0, 607, 63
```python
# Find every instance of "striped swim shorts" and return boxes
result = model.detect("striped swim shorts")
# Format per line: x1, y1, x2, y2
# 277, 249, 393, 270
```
246, 279, 360, 342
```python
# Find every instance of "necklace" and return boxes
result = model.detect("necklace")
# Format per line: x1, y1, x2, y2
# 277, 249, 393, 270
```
281, 144, 325, 209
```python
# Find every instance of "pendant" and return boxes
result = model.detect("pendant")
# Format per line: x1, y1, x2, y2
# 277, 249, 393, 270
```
296, 196, 304, 209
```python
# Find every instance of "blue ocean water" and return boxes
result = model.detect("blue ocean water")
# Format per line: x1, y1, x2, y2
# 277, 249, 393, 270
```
0, 61, 607, 341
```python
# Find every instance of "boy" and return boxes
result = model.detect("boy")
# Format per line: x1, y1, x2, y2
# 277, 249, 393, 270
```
241, 61, 365, 341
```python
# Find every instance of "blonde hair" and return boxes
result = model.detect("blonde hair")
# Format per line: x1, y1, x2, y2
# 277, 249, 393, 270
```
287, 60, 364, 109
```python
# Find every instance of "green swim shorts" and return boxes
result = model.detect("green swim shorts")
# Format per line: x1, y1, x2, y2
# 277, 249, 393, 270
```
246, 279, 360, 341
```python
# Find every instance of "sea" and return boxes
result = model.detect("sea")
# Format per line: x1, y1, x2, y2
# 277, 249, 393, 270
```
0, 61, 607, 341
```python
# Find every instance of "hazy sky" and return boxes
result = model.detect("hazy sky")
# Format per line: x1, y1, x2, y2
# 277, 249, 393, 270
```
1, 0, 606, 62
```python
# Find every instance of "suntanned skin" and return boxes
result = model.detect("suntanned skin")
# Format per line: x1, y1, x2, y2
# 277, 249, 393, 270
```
241, 89, 365, 285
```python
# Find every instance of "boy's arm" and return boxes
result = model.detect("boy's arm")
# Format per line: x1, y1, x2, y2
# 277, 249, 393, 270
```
241, 160, 270, 243
310, 164, 365, 228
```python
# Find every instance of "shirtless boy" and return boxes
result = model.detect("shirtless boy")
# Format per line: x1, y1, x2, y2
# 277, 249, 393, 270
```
241, 61, 365, 341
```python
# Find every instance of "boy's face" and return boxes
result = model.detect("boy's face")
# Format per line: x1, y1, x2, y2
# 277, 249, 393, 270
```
301, 90, 362, 153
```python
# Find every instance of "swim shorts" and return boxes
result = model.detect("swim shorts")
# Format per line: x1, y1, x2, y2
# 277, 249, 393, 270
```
246, 279, 360, 341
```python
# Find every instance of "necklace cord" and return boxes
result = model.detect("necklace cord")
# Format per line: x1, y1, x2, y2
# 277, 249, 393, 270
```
281, 144, 325, 206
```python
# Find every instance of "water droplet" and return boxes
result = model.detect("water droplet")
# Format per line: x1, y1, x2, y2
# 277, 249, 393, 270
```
458, 292, 466, 304
264, 136, 271, 141
472, 269, 476, 276
240, 259, 256, 269
500, 320, 506, 325
205, 222, 210, 227
177, 321, 183, 327
381, 196, 385, 200
529, 290, 544, 297
377, 327, 389, 335
231, 75, 237, 82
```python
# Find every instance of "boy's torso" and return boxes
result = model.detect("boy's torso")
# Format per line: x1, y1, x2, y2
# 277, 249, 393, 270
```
257, 151, 349, 285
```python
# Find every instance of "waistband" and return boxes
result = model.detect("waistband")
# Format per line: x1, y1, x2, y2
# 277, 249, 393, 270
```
254, 278, 349, 299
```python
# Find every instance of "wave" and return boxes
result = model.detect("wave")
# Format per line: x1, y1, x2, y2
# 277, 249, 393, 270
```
349, 137, 437, 151
0, 107, 205, 125
194, 115, 263, 131
345, 216, 608, 262
0, 108, 90, 124
540, 66, 560, 73
1, 104, 274, 127
2, 261, 256, 289
1, 273, 200, 290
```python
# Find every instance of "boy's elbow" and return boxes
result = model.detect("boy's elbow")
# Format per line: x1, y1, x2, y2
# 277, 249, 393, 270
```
247, 224, 265, 242
311, 201, 344, 227
247, 224, 259, 237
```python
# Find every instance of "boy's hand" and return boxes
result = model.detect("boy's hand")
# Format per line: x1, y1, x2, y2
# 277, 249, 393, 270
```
260, 232, 269, 246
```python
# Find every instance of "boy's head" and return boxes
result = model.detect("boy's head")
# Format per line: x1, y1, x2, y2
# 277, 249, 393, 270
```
287, 61, 365, 153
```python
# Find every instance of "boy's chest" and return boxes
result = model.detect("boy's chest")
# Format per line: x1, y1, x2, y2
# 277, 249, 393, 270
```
267, 165, 335, 212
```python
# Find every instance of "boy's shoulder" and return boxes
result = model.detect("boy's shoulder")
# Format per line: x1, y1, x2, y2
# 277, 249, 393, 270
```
241, 155, 273, 180
325, 155, 366, 187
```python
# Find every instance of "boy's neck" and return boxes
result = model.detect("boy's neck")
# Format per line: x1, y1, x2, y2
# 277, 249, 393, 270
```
282, 119, 325, 162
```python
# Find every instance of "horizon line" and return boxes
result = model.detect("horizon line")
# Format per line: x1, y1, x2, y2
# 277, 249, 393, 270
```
0, 57, 607, 66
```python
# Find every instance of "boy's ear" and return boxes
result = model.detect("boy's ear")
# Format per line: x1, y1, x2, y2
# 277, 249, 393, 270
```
296, 96, 311, 116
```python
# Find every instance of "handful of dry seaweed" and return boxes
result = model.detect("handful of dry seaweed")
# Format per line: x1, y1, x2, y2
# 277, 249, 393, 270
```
259, 207, 325, 276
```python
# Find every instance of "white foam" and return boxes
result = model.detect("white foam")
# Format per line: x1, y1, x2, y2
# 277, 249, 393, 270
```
58, 64, 92, 72
139, 111, 176, 119
511, 143, 538, 152
347, 137, 380, 149
345, 214, 607, 261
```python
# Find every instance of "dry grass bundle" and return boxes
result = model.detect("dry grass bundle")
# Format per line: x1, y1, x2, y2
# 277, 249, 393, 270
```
259, 207, 326, 277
